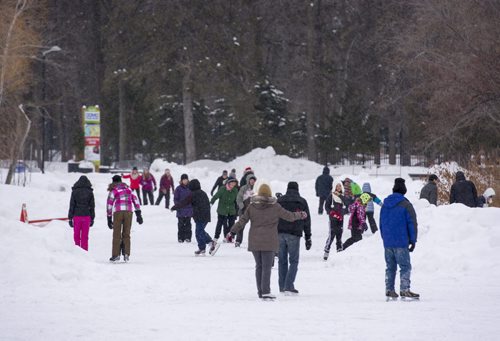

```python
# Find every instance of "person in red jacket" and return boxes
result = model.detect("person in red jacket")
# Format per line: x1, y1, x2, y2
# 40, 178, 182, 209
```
156, 168, 175, 208
122, 167, 142, 205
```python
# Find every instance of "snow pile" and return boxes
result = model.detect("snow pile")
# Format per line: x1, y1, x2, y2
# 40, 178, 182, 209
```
1, 149, 499, 340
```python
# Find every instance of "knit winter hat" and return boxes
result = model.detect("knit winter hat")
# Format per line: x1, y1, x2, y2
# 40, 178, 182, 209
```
258, 184, 272, 197
287, 181, 299, 191
222, 170, 228, 175
226, 177, 238, 185
429, 174, 438, 182
181, 174, 189, 181
392, 178, 407, 195
112, 175, 122, 183
244, 166, 252, 172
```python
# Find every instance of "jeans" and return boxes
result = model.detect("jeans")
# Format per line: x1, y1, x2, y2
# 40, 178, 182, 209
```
214, 214, 236, 240
142, 189, 154, 205
252, 251, 275, 297
366, 211, 378, 233
324, 219, 343, 252
155, 191, 171, 208
195, 221, 213, 250
278, 233, 301, 291
73, 216, 91, 251
385, 247, 412, 292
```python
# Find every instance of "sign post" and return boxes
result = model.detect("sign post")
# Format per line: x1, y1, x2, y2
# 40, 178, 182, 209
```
82, 105, 101, 171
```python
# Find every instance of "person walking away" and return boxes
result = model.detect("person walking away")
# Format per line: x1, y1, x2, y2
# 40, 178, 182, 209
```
141, 168, 157, 205
315, 166, 333, 215
156, 168, 175, 208
362, 182, 383, 233
210, 177, 239, 242
211, 170, 228, 196
68, 175, 95, 251
172, 179, 217, 256
235, 174, 257, 246
228, 184, 307, 300
420, 174, 439, 205
277, 182, 311, 295
449, 171, 478, 207
107, 175, 143, 262
173, 174, 193, 243
342, 193, 372, 250
380, 177, 419, 300
323, 181, 348, 260
477, 188, 496, 207
122, 167, 142, 205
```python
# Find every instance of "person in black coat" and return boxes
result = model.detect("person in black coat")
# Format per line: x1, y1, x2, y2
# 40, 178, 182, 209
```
420, 174, 439, 205
173, 179, 216, 255
210, 170, 228, 196
449, 171, 478, 208
68, 175, 95, 251
277, 182, 311, 294
315, 166, 333, 214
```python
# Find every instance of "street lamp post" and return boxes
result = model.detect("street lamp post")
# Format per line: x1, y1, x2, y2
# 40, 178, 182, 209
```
40, 45, 61, 174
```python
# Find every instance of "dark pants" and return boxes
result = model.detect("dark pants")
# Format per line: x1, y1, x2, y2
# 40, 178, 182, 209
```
366, 211, 378, 233
252, 251, 275, 297
195, 221, 213, 251
324, 219, 343, 252
214, 214, 236, 240
318, 196, 327, 214
112, 211, 133, 257
142, 189, 154, 205
134, 188, 142, 205
278, 233, 300, 291
342, 227, 363, 250
177, 217, 192, 241
155, 191, 171, 208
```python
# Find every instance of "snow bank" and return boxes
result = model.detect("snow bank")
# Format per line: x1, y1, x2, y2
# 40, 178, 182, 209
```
1, 148, 499, 340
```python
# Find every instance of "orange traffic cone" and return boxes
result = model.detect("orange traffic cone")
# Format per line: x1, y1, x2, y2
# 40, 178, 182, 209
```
20, 203, 28, 223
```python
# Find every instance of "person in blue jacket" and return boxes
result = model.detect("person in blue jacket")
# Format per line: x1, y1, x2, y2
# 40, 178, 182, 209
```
380, 178, 420, 300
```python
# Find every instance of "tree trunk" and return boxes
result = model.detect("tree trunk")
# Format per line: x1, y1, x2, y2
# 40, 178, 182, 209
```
5, 105, 31, 184
118, 76, 126, 161
306, 1, 317, 161
388, 117, 397, 165
182, 66, 196, 164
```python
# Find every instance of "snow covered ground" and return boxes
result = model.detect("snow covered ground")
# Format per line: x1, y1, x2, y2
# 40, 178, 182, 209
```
1, 148, 499, 340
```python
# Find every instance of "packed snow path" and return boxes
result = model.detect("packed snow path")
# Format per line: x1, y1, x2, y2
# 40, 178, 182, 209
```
1, 149, 499, 340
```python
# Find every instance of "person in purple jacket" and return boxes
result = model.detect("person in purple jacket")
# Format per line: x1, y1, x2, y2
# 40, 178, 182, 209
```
173, 174, 193, 243
140, 168, 157, 205
155, 168, 175, 208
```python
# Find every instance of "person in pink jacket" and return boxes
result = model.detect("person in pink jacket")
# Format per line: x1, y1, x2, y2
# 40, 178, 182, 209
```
122, 167, 142, 205
155, 168, 175, 208
140, 168, 157, 205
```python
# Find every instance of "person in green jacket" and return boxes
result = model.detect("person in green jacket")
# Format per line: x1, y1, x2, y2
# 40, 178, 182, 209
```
211, 177, 239, 242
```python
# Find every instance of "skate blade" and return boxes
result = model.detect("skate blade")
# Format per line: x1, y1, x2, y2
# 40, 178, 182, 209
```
210, 244, 221, 256
283, 291, 299, 296
261, 298, 276, 302
386, 297, 398, 302
400, 297, 420, 301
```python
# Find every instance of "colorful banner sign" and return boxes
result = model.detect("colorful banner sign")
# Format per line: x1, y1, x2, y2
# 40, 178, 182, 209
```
82, 105, 101, 170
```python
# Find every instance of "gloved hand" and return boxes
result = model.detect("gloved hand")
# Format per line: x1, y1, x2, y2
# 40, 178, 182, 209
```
305, 239, 312, 250
300, 211, 308, 220
68, 219, 73, 228
154, 186, 157, 191
362, 223, 368, 232
409, 242, 416, 252
226, 232, 234, 242
135, 210, 143, 225
107, 216, 113, 229
171, 205, 177, 212
90, 218, 94, 227
275, 192, 282, 198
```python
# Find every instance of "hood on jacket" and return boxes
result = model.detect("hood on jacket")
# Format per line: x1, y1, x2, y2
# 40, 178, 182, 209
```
332, 181, 344, 194
73, 176, 92, 190
362, 182, 371, 193
251, 195, 277, 207
188, 179, 201, 191
246, 174, 257, 184
383, 193, 406, 208
456, 171, 466, 182
484, 187, 495, 198
322, 166, 330, 175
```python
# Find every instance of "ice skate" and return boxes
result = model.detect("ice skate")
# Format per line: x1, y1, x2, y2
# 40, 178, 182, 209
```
400, 290, 420, 301
194, 249, 206, 257
386, 290, 399, 301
